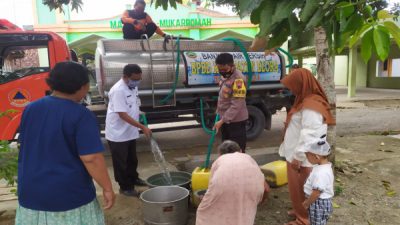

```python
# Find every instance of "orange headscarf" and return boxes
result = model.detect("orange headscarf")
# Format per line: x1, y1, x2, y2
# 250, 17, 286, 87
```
281, 68, 335, 126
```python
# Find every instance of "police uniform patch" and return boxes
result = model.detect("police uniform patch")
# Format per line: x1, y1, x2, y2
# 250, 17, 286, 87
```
222, 86, 231, 98
232, 79, 246, 98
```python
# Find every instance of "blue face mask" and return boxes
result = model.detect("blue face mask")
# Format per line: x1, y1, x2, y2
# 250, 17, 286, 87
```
128, 80, 141, 89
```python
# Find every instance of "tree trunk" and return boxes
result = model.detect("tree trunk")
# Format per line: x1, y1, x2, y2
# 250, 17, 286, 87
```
314, 27, 336, 163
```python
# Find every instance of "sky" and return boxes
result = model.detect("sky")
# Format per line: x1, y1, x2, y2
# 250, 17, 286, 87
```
0, 0, 33, 27
0, 0, 399, 27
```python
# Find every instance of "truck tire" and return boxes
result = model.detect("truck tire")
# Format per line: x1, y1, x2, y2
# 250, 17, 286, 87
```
246, 105, 265, 141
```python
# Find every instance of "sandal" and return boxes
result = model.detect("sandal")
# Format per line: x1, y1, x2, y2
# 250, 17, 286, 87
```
287, 210, 296, 217
284, 220, 300, 225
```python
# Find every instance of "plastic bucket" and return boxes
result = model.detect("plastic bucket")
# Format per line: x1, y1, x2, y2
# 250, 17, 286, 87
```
192, 189, 207, 207
146, 171, 191, 190
140, 186, 189, 225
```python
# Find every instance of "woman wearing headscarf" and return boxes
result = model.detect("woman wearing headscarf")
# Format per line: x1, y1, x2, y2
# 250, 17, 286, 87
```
279, 68, 335, 225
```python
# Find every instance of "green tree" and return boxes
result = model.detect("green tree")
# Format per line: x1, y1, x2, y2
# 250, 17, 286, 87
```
0, 110, 19, 187
207, 0, 400, 161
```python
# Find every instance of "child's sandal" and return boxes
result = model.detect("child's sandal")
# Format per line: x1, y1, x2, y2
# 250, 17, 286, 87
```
287, 210, 296, 217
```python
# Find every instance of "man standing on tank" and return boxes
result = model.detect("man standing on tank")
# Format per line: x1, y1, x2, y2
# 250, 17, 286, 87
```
213, 53, 249, 152
121, 0, 171, 40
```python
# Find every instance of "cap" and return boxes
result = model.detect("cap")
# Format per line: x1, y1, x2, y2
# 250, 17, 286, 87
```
301, 133, 331, 156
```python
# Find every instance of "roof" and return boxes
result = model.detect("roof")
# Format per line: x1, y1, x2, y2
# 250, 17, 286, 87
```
0, 30, 64, 41
0, 19, 23, 31
195, 7, 235, 18
68, 34, 106, 54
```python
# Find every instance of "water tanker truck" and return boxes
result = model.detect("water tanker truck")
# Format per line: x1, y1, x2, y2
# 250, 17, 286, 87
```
0, 24, 291, 140
94, 36, 292, 140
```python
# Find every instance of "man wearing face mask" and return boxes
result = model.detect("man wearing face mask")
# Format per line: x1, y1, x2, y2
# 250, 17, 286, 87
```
213, 53, 249, 152
121, 0, 170, 40
105, 64, 152, 197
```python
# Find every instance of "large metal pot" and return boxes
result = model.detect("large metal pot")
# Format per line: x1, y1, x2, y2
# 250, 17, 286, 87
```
145, 171, 191, 190
140, 186, 189, 225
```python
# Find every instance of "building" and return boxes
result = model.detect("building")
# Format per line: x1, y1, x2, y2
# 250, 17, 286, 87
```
289, 21, 400, 96
30, 1, 400, 95
32, 0, 258, 57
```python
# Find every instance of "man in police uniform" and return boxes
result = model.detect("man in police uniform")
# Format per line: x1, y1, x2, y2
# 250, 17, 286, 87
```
105, 64, 152, 197
213, 53, 249, 152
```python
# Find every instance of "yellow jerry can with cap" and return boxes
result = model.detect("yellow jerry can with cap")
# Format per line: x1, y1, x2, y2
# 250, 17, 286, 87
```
191, 167, 211, 206
260, 160, 288, 187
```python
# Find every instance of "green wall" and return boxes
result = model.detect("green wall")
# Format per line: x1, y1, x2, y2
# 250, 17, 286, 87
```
200, 28, 257, 40
367, 44, 400, 89
67, 32, 122, 43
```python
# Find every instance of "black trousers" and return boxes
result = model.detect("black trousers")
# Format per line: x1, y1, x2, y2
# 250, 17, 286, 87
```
221, 120, 247, 152
123, 22, 158, 39
107, 139, 139, 190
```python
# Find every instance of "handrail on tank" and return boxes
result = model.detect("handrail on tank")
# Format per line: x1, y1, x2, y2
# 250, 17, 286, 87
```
140, 34, 149, 52
162, 35, 174, 51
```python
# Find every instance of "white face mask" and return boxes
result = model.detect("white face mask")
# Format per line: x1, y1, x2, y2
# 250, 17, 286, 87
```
128, 80, 141, 89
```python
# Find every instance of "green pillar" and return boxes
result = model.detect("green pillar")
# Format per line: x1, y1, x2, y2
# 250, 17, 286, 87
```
348, 47, 357, 98
298, 56, 303, 68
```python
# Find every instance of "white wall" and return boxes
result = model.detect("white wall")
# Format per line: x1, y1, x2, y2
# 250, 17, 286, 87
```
335, 55, 348, 86
295, 56, 351, 86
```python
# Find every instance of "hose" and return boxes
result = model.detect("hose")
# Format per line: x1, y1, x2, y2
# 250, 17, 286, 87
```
221, 37, 253, 89
203, 113, 219, 168
139, 114, 148, 126
160, 36, 181, 104
277, 47, 294, 68
199, 97, 215, 135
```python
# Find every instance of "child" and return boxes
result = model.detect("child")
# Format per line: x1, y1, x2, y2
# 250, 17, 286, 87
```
300, 134, 334, 225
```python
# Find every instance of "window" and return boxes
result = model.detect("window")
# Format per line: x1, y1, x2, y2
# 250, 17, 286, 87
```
376, 58, 400, 77
0, 46, 49, 84
391, 58, 400, 77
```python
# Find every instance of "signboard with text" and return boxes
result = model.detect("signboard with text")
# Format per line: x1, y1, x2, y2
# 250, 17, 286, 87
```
183, 51, 282, 86
110, 18, 212, 29
159, 18, 212, 28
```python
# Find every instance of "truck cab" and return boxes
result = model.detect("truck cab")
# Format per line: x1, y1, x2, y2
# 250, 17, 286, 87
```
0, 26, 70, 140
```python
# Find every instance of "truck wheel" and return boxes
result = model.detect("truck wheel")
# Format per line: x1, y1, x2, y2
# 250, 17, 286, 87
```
246, 105, 265, 141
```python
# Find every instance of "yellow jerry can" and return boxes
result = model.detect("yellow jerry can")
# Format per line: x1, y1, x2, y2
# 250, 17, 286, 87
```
260, 160, 288, 187
191, 167, 211, 206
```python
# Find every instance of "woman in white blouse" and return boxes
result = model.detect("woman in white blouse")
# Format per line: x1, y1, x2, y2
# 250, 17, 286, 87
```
279, 68, 335, 225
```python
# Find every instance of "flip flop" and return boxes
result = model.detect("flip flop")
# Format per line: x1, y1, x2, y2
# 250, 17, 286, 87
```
287, 210, 296, 217
283, 221, 300, 225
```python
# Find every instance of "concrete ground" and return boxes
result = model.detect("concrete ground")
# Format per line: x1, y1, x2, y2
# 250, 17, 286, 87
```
1, 87, 400, 224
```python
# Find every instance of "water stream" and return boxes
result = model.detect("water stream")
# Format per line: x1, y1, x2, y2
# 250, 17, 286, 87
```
150, 138, 173, 185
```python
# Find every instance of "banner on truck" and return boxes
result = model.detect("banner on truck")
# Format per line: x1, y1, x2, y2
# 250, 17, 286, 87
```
183, 52, 282, 86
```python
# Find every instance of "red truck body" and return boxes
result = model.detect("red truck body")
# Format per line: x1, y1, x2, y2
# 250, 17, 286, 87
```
0, 20, 71, 140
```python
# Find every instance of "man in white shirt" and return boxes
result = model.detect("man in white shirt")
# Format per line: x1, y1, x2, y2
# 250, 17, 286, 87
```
105, 64, 152, 197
